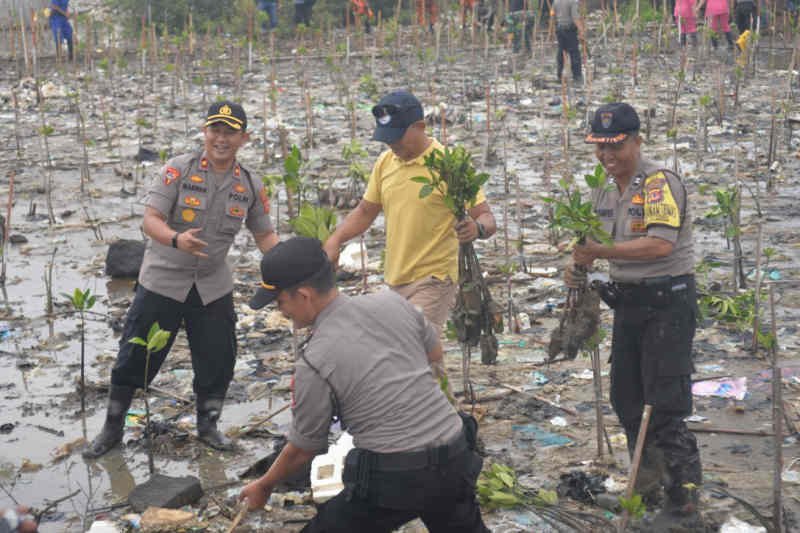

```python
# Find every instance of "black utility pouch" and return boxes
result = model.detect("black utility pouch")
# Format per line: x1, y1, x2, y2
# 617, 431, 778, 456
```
458, 411, 479, 451
593, 280, 620, 309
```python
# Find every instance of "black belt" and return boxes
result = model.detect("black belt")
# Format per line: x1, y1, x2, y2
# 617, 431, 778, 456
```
616, 274, 693, 291
557, 24, 577, 31
346, 429, 469, 472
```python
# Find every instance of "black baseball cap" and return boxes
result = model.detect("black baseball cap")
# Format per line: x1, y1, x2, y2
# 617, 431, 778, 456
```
585, 102, 640, 144
372, 90, 424, 144
205, 100, 247, 131
249, 237, 330, 310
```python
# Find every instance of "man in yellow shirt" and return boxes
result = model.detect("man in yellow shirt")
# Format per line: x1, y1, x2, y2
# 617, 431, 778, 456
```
324, 90, 496, 334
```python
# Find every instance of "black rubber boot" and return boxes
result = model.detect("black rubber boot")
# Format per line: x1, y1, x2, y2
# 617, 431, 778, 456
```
83, 384, 135, 459
196, 396, 234, 451
725, 31, 734, 49
650, 454, 704, 532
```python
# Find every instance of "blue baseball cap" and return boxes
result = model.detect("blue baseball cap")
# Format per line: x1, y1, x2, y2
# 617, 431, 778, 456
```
372, 90, 424, 144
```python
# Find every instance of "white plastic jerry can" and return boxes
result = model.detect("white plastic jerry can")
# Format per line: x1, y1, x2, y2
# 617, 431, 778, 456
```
310, 431, 355, 504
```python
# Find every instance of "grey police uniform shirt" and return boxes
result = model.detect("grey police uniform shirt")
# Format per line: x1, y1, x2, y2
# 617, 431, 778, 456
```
591, 157, 694, 283
140, 152, 274, 304
553, 0, 579, 27
288, 291, 463, 454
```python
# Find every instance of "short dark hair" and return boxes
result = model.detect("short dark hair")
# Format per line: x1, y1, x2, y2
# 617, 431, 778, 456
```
286, 260, 336, 295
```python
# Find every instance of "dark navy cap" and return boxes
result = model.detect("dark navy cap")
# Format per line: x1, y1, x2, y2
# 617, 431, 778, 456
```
206, 100, 247, 131
585, 102, 640, 144
372, 90, 424, 144
249, 237, 330, 310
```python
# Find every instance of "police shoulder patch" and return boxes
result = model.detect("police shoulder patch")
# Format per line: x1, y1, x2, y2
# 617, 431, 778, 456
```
163, 166, 181, 186
643, 172, 680, 228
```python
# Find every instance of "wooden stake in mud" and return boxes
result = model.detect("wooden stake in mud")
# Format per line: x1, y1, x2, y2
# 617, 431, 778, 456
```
226, 500, 249, 533
621, 404, 653, 530
591, 345, 611, 456
1, 172, 14, 287
769, 284, 784, 533
752, 222, 763, 353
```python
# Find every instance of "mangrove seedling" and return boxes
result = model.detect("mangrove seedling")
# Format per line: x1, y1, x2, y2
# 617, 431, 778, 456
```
129, 322, 171, 474
63, 288, 96, 412
413, 146, 500, 371
544, 164, 610, 361
289, 204, 337, 243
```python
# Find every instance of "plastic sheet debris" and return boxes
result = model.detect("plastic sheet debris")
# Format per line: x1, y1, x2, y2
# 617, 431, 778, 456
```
526, 371, 549, 389
86, 521, 121, 533
692, 377, 747, 400
684, 414, 709, 423
549, 416, 568, 427
603, 476, 624, 493
512, 424, 572, 448
339, 242, 368, 271
556, 470, 607, 503
311, 432, 354, 503
720, 516, 767, 533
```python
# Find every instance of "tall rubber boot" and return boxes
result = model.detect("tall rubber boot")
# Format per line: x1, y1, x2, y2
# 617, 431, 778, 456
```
651, 454, 703, 532
196, 395, 234, 451
725, 31, 734, 50
83, 384, 135, 459
625, 429, 665, 506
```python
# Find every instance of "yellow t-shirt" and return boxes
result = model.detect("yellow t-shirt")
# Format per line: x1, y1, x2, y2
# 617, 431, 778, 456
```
363, 139, 487, 286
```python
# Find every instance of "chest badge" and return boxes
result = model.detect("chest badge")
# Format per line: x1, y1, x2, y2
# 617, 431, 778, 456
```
233, 183, 247, 194
181, 209, 196, 222
199, 157, 209, 170
648, 189, 663, 202
229, 206, 245, 217
190, 175, 204, 184
234, 164, 241, 177
632, 193, 645, 205
184, 196, 201, 207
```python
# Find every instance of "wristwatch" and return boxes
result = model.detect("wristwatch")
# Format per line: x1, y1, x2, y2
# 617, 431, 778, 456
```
476, 220, 486, 239
172, 232, 180, 249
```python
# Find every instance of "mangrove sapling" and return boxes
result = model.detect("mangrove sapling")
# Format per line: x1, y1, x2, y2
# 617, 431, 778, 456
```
413, 145, 501, 398
128, 323, 171, 475
36, 92, 56, 225
288, 204, 337, 243
543, 164, 612, 361
1, 172, 14, 286
63, 289, 96, 413
44, 247, 58, 317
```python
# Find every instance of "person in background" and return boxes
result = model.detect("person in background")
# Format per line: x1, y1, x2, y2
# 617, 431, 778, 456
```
674, 0, 699, 46
48, 0, 73, 62
697, 0, 734, 49
294, 0, 313, 27
257, 0, 278, 32
552, 0, 585, 83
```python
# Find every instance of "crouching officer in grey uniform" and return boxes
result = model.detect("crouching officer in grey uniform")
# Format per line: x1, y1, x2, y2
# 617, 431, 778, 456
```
239, 237, 489, 533
567, 103, 703, 528
84, 101, 280, 458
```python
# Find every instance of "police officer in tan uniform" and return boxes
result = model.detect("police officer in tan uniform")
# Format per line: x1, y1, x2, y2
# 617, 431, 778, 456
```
568, 103, 702, 528
239, 237, 488, 533
84, 101, 279, 458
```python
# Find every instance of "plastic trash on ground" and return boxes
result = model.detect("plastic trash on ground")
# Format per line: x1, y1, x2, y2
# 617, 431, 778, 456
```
692, 377, 747, 400
720, 516, 767, 533
86, 521, 121, 533
311, 431, 354, 504
339, 242, 368, 271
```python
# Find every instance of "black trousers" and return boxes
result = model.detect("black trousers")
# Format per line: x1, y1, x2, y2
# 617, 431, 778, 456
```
556, 26, 582, 82
301, 447, 488, 532
609, 276, 702, 504
295, 2, 313, 25
735, 2, 756, 33
111, 284, 237, 399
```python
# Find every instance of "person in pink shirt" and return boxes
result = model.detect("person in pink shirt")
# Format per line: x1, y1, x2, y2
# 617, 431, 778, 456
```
674, 0, 698, 46
697, 0, 734, 49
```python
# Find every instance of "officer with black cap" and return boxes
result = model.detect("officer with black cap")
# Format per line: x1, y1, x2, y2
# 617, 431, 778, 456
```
567, 102, 703, 529
83, 100, 279, 458
239, 237, 489, 533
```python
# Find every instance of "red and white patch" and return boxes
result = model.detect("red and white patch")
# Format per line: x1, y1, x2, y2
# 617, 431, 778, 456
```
259, 188, 270, 214
234, 164, 241, 177
163, 166, 180, 185
229, 206, 245, 217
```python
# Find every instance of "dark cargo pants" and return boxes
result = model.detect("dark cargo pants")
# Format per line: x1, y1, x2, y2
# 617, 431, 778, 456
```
609, 276, 702, 505
301, 439, 488, 532
110, 284, 237, 399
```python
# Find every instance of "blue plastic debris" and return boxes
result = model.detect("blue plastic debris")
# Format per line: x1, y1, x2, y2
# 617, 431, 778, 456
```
512, 423, 572, 448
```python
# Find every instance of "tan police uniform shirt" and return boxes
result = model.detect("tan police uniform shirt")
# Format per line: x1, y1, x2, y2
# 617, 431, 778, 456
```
553, 0, 579, 27
139, 152, 274, 304
591, 157, 694, 283
288, 291, 463, 453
